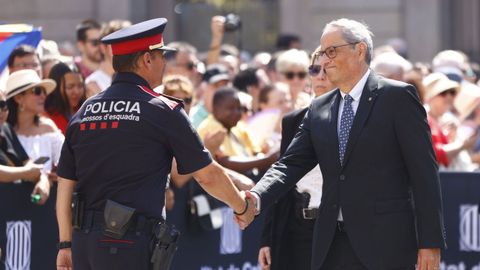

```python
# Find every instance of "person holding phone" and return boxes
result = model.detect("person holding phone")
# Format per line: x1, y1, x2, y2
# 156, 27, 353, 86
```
5, 69, 64, 204
0, 90, 43, 183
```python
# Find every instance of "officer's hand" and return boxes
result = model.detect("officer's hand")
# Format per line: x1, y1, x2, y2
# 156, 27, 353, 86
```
234, 191, 256, 230
31, 175, 51, 205
258, 246, 272, 270
22, 161, 43, 182
57, 248, 73, 270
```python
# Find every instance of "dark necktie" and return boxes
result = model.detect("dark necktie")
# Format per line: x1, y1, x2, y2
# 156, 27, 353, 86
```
339, 94, 354, 165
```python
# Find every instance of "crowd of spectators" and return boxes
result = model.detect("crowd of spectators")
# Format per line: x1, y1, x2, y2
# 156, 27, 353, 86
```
1, 15, 480, 266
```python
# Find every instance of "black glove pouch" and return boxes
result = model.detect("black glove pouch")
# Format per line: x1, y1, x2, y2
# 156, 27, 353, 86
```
102, 200, 136, 239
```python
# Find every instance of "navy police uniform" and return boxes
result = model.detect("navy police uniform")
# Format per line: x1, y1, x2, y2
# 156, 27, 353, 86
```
57, 18, 212, 269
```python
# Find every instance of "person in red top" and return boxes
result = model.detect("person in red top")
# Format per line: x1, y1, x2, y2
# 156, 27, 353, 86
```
45, 62, 86, 134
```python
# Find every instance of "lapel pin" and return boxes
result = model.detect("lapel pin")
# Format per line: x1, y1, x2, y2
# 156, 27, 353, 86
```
368, 97, 373, 101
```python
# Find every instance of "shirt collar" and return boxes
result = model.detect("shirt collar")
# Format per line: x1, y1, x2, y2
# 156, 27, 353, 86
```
112, 72, 152, 89
339, 69, 371, 102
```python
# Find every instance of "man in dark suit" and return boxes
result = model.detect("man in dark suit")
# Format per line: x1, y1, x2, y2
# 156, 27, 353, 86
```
258, 50, 334, 270
236, 18, 446, 270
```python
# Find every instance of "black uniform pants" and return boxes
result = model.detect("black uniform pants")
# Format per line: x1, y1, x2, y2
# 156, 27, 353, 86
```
72, 229, 151, 270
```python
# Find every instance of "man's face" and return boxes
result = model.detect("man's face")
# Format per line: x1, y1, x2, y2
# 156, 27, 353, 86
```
10, 54, 42, 77
79, 29, 102, 63
149, 50, 167, 88
319, 29, 360, 88
214, 95, 242, 130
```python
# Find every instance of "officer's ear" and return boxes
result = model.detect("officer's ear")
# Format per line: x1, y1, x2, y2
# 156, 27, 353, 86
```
141, 52, 153, 68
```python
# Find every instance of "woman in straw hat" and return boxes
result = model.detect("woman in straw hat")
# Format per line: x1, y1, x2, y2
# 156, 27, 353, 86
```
5, 69, 64, 204
0, 89, 43, 182
423, 72, 476, 170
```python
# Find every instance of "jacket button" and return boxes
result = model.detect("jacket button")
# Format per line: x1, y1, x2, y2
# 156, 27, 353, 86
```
339, 175, 346, 181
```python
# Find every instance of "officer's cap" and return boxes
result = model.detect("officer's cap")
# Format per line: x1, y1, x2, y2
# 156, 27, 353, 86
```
101, 18, 176, 56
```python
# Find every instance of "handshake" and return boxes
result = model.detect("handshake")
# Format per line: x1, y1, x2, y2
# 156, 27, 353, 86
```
233, 190, 258, 230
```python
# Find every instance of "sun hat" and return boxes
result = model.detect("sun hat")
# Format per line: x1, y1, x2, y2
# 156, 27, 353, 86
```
423, 72, 460, 101
454, 82, 480, 121
5, 69, 56, 99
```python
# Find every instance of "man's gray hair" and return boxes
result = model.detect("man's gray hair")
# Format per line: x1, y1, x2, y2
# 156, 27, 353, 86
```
323, 18, 374, 64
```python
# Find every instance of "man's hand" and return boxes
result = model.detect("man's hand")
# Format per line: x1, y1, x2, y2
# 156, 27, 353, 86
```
234, 190, 256, 229
416, 248, 440, 270
31, 175, 51, 205
210, 15, 225, 41
57, 248, 73, 270
203, 130, 226, 154
258, 246, 271, 270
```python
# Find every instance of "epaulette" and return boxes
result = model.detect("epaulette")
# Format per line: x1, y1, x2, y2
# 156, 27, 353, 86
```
137, 85, 181, 110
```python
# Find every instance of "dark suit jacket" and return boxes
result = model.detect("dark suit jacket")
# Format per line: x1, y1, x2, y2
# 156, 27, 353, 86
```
260, 107, 309, 270
252, 72, 446, 270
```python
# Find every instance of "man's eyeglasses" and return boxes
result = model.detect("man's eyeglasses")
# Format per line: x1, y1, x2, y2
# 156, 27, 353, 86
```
284, 71, 307, 80
317, 42, 359, 59
308, 65, 322, 76
25, 87, 47, 96
0, 100, 8, 112
87, 39, 101, 46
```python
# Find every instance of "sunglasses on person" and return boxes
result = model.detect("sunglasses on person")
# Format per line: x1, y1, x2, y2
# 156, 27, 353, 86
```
439, 89, 457, 97
308, 65, 322, 76
317, 42, 359, 59
26, 87, 47, 96
0, 100, 8, 112
284, 71, 307, 80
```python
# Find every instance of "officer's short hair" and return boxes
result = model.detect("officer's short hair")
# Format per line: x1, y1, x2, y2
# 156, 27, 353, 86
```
213, 87, 239, 108
7, 45, 38, 68
112, 51, 147, 72
76, 19, 101, 42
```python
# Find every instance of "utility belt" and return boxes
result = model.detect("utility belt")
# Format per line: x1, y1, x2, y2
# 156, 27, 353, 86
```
293, 190, 318, 220
72, 193, 180, 270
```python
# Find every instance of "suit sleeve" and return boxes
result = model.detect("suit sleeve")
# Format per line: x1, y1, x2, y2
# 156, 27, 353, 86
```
393, 85, 446, 249
251, 105, 318, 210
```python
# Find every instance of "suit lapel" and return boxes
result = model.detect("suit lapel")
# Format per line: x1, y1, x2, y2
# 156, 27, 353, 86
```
328, 90, 341, 168
342, 73, 379, 167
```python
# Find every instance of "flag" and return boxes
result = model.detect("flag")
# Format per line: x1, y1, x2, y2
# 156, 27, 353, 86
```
0, 24, 42, 74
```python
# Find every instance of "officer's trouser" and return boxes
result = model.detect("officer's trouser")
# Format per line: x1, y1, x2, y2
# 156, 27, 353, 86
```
72, 229, 150, 270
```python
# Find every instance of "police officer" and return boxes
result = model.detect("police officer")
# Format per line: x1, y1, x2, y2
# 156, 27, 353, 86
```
56, 18, 250, 270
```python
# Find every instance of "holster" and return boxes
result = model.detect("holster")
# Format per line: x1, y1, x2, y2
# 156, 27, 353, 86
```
72, 192, 85, 230
150, 222, 180, 270
102, 200, 136, 239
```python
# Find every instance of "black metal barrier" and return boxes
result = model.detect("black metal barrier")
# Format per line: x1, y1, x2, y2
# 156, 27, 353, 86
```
1, 173, 479, 269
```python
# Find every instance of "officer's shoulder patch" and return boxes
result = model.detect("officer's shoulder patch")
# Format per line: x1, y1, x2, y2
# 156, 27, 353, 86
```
137, 85, 181, 110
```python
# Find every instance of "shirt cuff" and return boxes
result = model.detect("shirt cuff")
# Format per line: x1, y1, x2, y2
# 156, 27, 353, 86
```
250, 191, 261, 215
